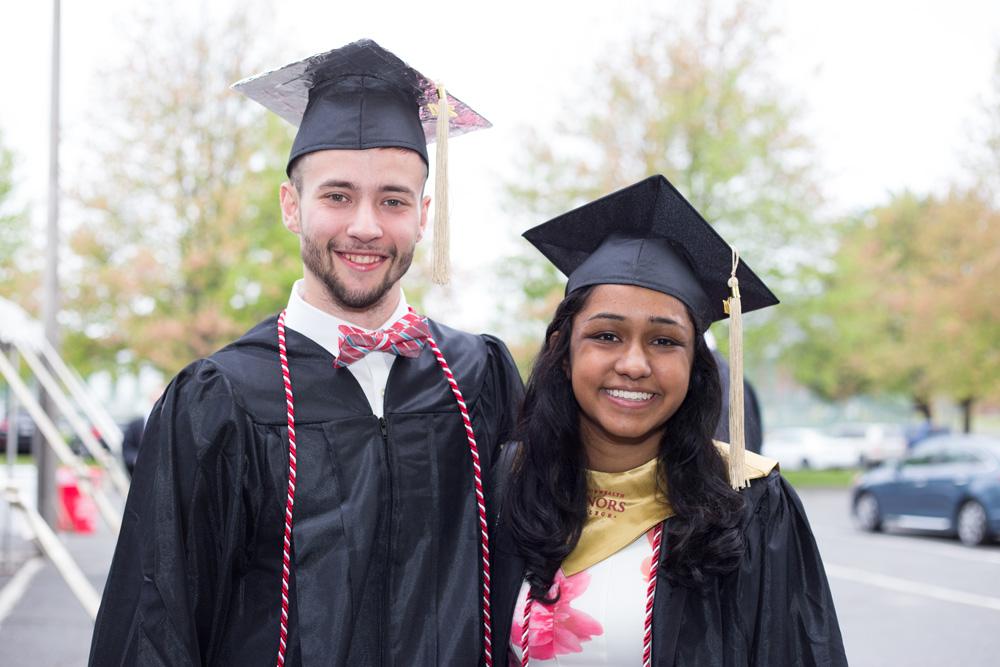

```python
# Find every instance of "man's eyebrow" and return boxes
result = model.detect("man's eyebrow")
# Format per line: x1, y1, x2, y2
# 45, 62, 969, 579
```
381, 184, 418, 196
316, 179, 357, 190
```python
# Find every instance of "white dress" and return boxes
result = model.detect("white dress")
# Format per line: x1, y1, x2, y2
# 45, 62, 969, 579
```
509, 528, 658, 666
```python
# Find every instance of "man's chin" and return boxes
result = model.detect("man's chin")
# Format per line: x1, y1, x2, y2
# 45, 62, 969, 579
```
324, 279, 395, 311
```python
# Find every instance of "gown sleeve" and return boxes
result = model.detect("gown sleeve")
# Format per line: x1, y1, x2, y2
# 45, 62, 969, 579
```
739, 471, 847, 666
478, 334, 526, 460
89, 360, 254, 666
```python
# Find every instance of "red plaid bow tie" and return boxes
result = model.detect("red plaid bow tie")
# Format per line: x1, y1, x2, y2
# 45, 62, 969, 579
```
334, 309, 431, 368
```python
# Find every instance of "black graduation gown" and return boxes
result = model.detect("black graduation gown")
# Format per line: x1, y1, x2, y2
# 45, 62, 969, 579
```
89, 316, 524, 666
491, 465, 848, 666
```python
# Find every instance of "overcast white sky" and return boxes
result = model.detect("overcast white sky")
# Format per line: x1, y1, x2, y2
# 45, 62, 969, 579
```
2, 0, 999, 332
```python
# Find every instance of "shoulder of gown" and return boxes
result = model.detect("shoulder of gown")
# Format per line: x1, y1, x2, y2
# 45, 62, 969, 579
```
735, 468, 848, 666
90, 325, 280, 666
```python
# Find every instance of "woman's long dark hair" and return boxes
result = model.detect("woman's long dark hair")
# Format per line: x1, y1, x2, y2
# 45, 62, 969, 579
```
506, 285, 746, 599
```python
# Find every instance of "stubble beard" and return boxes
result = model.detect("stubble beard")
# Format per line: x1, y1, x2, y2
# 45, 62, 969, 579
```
301, 235, 414, 311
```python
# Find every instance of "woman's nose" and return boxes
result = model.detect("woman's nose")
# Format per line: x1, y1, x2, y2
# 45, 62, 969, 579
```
614, 341, 652, 379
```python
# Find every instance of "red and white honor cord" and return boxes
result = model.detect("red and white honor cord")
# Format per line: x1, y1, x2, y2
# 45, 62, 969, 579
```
520, 522, 664, 667
641, 522, 664, 666
274, 312, 494, 667
276, 311, 298, 667
425, 334, 494, 666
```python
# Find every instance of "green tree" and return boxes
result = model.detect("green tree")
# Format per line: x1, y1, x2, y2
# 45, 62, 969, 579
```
65, 8, 299, 377
784, 190, 1000, 431
498, 0, 822, 369
907, 191, 1000, 430
783, 193, 931, 403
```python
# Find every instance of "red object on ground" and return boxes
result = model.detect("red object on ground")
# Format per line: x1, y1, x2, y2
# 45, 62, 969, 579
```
56, 466, 99, 533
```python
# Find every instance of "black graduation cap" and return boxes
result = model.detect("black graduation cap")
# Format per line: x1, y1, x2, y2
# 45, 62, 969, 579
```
522, 175, 779, 332
232, 39, 490, 172
523, 174, 780, 490
232, 39, 492, 284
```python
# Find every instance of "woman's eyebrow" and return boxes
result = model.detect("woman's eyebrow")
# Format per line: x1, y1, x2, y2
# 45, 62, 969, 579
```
586, 312, 626, 322
650, 316, 686, 327
586, 313, 688, 329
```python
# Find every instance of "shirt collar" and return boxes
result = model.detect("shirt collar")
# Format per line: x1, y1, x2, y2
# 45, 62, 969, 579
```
282, 279, 411, 358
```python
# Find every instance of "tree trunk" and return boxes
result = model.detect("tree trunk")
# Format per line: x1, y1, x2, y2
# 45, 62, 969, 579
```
959, 397, 974, 434
913, 397, 933, 422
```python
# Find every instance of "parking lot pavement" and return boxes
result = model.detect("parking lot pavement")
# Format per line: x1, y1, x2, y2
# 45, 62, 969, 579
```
796, 487, 1000, 667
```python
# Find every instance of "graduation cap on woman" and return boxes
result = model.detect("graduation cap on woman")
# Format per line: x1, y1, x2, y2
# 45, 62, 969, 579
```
523, 175, 779, 489
233, 39, 491, 284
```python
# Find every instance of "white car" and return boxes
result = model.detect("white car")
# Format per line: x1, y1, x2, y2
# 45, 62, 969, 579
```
825, 422, 907, 465
762, 427, 862, 471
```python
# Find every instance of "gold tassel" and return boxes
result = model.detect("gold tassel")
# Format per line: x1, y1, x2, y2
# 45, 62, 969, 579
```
432, 82, 450, 285
725, 246, 749, 490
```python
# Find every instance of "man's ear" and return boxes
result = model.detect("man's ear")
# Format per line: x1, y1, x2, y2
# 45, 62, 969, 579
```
280, 181, 301, 234
416, 194, 431, 242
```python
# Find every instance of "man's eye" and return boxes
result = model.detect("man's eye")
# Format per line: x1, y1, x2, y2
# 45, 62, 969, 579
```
384, 198, 404, 207
326, 193, 348, 203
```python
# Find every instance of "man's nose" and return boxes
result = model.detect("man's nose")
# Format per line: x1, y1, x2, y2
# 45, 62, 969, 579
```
346, 202, 383, 243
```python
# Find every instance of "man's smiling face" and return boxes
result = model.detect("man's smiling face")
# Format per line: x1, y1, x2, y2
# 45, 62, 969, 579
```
280, 147, 429, 318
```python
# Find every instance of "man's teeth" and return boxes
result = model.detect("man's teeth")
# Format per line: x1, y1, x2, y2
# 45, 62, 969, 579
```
344, 254, 381, 265
606, 389, 653, 401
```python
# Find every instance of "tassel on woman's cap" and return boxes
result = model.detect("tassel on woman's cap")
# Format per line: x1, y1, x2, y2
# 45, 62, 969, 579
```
432, 82, 451, 285
725, 247, 749, 490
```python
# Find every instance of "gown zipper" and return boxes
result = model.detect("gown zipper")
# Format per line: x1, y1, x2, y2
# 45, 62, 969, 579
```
378, 415, 392, 666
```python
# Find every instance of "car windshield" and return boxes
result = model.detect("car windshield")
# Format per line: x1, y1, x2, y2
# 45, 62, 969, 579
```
913, 435, 1000, 463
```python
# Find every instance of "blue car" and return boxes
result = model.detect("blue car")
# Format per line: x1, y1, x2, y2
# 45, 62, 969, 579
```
851, 433, 1000, 546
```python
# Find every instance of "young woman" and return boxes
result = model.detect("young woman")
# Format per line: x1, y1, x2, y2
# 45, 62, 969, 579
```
491, 176, 847, 666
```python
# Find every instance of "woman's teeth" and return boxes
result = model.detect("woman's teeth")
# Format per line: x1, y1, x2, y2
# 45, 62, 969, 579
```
606, 389, 653, 401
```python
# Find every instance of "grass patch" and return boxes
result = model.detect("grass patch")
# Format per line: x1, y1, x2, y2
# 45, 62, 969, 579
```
782, 468, 859, 488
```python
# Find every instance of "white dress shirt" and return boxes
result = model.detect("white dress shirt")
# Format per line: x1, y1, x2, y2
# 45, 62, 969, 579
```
283, 279, 410, 418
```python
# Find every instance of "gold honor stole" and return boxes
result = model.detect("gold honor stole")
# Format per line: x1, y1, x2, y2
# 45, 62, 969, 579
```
562, 442, 778, 576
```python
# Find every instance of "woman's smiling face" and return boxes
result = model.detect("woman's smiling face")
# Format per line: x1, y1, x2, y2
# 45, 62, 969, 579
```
568, 284, 696, 471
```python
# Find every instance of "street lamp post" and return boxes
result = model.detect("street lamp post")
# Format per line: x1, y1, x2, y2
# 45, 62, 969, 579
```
34, 0, 61, 527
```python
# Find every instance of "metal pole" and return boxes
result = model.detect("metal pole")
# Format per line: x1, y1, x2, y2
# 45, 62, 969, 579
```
2, 345, 20, 570
4, 346, 16, 475
17, 344, 130, 495
39, 340, 123, 454
36, 0, 61, 527
0, 354, 121, 535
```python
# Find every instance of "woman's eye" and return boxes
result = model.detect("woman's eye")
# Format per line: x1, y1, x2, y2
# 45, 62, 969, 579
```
652, 337, 679, 347
592, 332, 619, 343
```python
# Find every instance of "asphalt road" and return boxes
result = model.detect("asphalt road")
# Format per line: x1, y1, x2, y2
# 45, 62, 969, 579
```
1, 482, 998, 665
800, 487, 1000, 666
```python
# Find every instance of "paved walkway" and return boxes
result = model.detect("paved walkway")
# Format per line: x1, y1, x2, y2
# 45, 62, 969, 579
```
0, 467, 117, 666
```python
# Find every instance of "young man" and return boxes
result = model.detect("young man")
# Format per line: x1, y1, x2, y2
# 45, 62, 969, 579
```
89, 40, 523, 666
